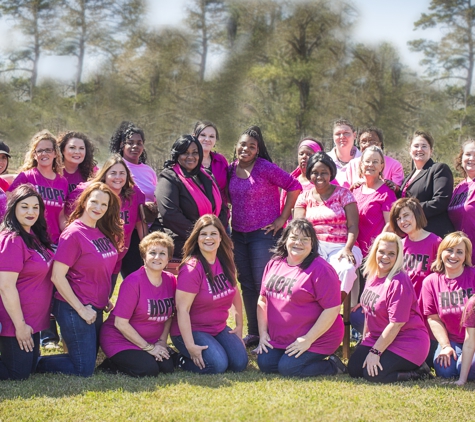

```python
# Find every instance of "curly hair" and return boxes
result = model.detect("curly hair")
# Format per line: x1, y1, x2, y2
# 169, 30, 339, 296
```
455, 139, 475, 178
109, 121, 148, 164
68, 182, 124, 252
21, 130, 63, 175
58, 131, 97, 181
91, 154, 136, 202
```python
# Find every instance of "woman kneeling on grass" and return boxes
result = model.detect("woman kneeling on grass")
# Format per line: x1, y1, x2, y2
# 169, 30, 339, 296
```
98, 232, 176, 377
255, 218, 347, 377
171, 214, 248, 374
348, 232, 431, 383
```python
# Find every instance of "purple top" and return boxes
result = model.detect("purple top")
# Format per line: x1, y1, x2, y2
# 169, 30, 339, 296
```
124, 161, 157, 202
260, 257, 344, 355
170, 257, 236, 337
353, 184, 396, 256
8, 168, 69, 244
420, 266, 475, 343
100, 267, 176, 357
54, 220, 118, 309
361, 271, 429, 365
0, 231, 54, 336
228, 158, 301, 232
448, 179, 475, 263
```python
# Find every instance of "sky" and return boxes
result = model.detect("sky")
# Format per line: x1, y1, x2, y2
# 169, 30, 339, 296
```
0, 0, 438, 82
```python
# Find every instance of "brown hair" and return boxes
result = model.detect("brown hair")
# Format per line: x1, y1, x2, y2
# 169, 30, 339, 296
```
139, 231, 174, 261
455, 139, 475, 178
389, 197, 427, 237
91, 154, 135, 201
58, 131, 97, 181
411, 130, 434, 150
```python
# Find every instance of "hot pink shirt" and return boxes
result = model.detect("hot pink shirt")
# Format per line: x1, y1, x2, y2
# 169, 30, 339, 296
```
0, 231, 54, 336
295, 186, 355, 243
228, 158, 301, 233
260, 257, 344, 355
463, 295, 475, 328
0, 177, 9, 191
353, 184, 396, 256
63, 169, 86, 194
344, 155, 405, 189
124, 161, 157, 202
54, 220, 118, 309
100, 267, 176, 357
420, 266, 475, 343
0, 188, 6, 223
170, 257, 236, 337
448, 179, 475, 263
8, 168, 68, 244
360, 271, 429, 365
402, 233, 441, 298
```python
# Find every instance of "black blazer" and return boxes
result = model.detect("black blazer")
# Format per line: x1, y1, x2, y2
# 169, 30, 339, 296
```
401, 158, 454, 238
155, 167, 228, 257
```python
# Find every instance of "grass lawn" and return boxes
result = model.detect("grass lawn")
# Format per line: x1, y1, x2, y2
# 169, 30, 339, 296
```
2, 281, 474, 421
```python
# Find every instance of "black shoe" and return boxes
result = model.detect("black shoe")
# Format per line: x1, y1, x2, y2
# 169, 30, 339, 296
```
97, 358, 119, 374
416, 362, 435, 380
243, 334, 260, 348
329, 354, 348, 374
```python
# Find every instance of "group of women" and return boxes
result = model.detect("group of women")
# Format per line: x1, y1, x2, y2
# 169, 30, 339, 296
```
1, 118, 475, 386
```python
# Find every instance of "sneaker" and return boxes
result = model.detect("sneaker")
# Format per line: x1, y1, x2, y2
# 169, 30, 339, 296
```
416, 362, 435, 380
42, 341, 60, 350
243, 334, 260, 348
329, 354, 348, 374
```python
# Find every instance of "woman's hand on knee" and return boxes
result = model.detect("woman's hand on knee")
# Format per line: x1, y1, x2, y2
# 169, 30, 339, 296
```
255, 332, 273, 355
285, 336, 311, 358
187, 344, 208, 370
363, 352, 383, 377
15, 323, 34, 352
79, 304, 97, 324
336, 247, 355, 265
436, 345, 457, 368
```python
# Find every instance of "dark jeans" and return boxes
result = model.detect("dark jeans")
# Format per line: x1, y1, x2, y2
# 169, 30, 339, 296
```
257, 347, 337, 377
104, 349, 174, 377
348, 345, 418, 383
121, 229, 142, 279
232, 229, 280, 335
172, 326, 248, 374
36, 299, 103, 377
350, 306, 364, 335
0, 333, 40, 380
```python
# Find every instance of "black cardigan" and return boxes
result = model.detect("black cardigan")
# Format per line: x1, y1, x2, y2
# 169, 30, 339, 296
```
155, 167, 228, 257
401, 158, 454, 238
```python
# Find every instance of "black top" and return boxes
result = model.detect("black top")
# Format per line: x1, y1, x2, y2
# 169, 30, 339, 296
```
400, 158, 454, 238
155, 167, 228, 258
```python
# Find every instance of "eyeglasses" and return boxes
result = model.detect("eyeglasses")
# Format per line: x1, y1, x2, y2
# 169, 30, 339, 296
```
35, 148, 54, 155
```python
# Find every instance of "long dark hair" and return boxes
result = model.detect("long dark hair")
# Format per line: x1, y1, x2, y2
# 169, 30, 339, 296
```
181, 214, 237, 286
164, 135, 203, 177
58, 131, 97, 181
271, 218, 319, 270
232, 125, 272, 163
109, 121, 148, 164
1, 184, 53, 255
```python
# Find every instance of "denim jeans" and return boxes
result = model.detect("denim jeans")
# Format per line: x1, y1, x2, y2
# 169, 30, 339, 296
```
350, 306, 365, 335
36, 299, 103, 377
0, 333, 40, 380
171, 326, 248, 374
257, 347, 337, 377
232, 229, 280, 335
434, 340, 475, 379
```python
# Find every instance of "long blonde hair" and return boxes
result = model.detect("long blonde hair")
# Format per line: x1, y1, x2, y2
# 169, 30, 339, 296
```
21, 130, 63, 175
363, 232, 404, 281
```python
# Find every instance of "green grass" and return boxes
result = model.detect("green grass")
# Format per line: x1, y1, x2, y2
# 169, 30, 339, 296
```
2, 280, 475, 421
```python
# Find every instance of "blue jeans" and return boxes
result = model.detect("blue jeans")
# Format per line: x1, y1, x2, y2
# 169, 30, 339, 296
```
171, 326, 248, 374
232, 229, 280, 335
350, 306, 364, 335
36, 299, 103, 377
257, 347, 337, 377
434, 340, 475, 379
0, 333, 40, 380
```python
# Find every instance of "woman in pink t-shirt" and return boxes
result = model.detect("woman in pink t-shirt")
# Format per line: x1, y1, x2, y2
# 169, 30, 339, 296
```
171, 214, 248, 374
454, 295, 475, 385
348, 232, 431, 383
99, 232, 176, 377
294, 152, 362, 302
58, 131, 98, 194
0, 185, 54, 380
255, 218, 346, 377
420, 231, 475, 378
36, 182, 123, 377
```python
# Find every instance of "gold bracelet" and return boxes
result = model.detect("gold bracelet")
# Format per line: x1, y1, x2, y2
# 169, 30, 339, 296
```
141, 343, 154, 352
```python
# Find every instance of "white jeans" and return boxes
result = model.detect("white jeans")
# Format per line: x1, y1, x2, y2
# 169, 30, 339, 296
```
318, 240, 363, 293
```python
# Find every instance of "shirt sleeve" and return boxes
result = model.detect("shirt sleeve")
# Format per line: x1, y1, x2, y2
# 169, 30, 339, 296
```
295, 190, 309, 209
382, 187, 397, 212
177, 260, 203, 294
339, 187, 357, 207
420, 274, 438, 316
113, 277, 140, 320
266, 161, 302, 192
312, 260, 341, 309
463, 296, 475, 328
0, 235, 26, 273
386, 275, 412, 323
7, 172, 28, 192
54, 230, 82, 268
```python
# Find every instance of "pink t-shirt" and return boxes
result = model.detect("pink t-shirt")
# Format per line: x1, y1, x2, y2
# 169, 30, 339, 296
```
463, 295, 475, 328
54, 220, 118, 309
402, 233, 441, 298
228, 158, 301, 233
448, 179, 475, 263
170, 257, 236, 337
0, 231, 54, 336
327, 147, 361, 187
124, 161, 157, 202
360, 271, 429, 365
0, 177, 9, 191
295, 186, 356, 243
8, 168, 68, 244
63, 168, 86, 194
420, 266, 475, 343
100, 267, 176, 357
344, 155, 405, 189
260, 257, 344, 355
353, 184, 396, 256
0, 188, 6, 223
